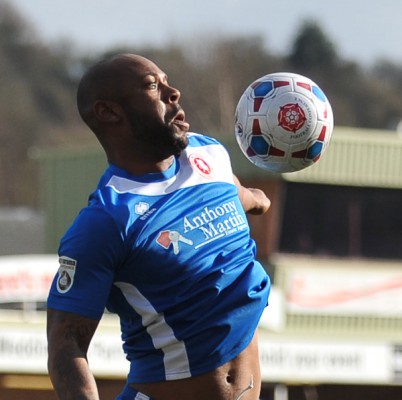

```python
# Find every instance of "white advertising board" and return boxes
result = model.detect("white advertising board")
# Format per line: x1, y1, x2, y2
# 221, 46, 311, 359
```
1, 322, 402, 385
0, 322, 128, 377
280, 257, 402, 316
0, 254, 57, 302
259, 337, 399, 384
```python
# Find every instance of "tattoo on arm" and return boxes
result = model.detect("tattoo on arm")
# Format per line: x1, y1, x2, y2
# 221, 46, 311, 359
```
47, 309, 100, 399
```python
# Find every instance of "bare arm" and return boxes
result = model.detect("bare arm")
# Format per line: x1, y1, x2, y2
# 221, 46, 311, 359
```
233, 175, 271, 215
47, 308, 100, 400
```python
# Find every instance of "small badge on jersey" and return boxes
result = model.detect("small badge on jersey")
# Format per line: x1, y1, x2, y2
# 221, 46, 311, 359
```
188, 153, 214, 179
135, 201, 150, 215
56, 256, 77, 294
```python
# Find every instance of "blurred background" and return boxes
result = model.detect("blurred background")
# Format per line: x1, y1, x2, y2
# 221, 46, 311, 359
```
0, 0, 402, 399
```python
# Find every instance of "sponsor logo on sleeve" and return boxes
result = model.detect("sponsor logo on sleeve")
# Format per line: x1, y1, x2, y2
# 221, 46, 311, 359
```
56, 256, 77, 294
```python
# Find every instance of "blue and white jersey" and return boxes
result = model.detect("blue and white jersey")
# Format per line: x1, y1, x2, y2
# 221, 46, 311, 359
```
48, 133, 270, 383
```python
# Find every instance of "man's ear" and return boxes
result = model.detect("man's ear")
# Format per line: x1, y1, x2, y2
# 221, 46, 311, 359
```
93, 100, 123, 122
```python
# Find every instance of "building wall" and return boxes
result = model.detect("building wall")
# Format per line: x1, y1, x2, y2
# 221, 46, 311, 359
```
0, 208, 44, 255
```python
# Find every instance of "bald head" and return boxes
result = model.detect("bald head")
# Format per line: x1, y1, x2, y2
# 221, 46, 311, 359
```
76, 54, 156, 132
75, 53, 189, 170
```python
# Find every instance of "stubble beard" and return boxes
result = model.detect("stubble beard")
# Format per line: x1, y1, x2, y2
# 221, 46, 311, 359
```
127, 114, 189, 160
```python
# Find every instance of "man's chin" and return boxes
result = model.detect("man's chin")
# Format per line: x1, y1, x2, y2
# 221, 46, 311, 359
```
173, 133, 189, 154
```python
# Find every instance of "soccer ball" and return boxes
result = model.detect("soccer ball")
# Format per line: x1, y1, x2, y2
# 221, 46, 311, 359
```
234, 72, 334, 173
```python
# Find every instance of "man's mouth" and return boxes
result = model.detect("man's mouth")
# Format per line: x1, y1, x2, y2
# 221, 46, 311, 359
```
171, 109, 190, 131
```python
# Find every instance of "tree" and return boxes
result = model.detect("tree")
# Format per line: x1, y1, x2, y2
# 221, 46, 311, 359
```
0, 1, 93, 206
287, 20, 339, 73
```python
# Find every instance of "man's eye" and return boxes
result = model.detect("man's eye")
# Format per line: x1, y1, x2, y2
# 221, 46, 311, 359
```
149, 82, 158, 89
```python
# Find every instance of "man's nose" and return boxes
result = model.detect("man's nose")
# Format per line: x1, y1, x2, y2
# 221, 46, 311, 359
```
164, 85, 180, 103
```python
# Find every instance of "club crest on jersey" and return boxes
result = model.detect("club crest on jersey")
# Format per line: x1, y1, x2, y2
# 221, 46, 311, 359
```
188, 153, 214, 178
56, 256, 77, 293
156, 230, 193, 254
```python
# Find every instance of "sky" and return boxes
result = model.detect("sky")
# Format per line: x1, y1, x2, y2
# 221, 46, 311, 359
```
8, 0, 402, 66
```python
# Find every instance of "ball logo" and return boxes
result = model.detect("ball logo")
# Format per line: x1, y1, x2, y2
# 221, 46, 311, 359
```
189, 153, 213, 178
278, 103, 307, 133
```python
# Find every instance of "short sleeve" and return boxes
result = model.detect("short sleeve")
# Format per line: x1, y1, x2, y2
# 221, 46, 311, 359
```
47, 206, 125, 319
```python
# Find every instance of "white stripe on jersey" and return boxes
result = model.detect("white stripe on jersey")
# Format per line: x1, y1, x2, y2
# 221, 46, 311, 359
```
105, 144, 234, 196
134, 392, 151, 400
114, 281, 192, 381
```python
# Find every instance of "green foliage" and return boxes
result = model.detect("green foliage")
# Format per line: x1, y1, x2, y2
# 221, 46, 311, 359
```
1, 1, 402, 207
288, 20, 340, 72
0, 1, 94, 206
